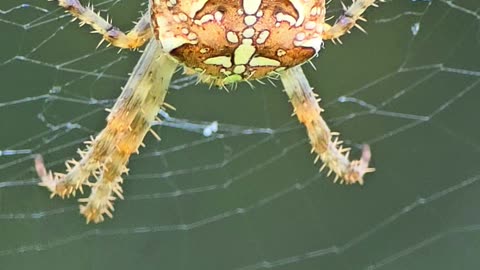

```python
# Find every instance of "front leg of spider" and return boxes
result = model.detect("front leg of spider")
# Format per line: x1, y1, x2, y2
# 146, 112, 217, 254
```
281, 67, 374, 184
38, 41, 177, 223
279, 0, 381, 184
37, 0, 176, 223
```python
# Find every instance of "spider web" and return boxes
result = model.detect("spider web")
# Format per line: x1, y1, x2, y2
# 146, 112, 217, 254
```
1, 0, 479, 269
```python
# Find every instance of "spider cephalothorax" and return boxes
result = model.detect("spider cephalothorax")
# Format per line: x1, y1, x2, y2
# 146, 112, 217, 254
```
38, 0, 380, 223
151, 0, 325, 85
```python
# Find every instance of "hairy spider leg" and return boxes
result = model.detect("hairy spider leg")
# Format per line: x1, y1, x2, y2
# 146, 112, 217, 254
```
55, 0, 152, 49
322, 0, 383, 43
39, 41, 161, 198
79, 43, 177, 223
39, 41, 178, 223
281, 66, 374, 184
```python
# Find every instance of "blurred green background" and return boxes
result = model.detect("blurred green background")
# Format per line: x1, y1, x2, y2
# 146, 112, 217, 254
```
1, 0, 479, 269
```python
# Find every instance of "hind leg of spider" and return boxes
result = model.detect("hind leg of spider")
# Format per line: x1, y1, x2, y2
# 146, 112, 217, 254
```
55, 0, 152, 49
322, 0, 383, 43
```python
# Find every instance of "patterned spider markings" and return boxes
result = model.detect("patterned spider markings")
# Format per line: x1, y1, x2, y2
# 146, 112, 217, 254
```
151, 0, 326, 86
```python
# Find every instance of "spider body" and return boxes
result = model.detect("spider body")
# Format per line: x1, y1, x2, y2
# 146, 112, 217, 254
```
151, 0, 325, 85
39, 0, 380, 223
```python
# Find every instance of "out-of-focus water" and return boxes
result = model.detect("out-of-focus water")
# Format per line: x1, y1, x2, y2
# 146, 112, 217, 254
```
1, 0, 479, 269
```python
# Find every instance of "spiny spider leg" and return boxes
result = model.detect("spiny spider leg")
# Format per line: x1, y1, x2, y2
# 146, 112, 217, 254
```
55, 0, 152, 49
281, 66, 374, 184
38, 41, 178, 223
322, 0, 383, 43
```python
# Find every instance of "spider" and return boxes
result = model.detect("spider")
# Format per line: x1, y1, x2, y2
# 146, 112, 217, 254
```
37, 0, 380, 223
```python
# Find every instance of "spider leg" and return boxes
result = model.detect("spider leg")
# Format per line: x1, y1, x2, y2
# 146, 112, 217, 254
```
280, 66, 374, 184
55, 0, 152, 49
322, 0, 383, 43
38, 40, 178, 223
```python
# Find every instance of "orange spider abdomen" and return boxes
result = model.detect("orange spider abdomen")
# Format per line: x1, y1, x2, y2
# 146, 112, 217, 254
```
151, 0, 326, 85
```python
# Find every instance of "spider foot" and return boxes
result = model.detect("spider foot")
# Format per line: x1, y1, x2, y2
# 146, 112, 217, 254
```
316, 136, 375, 185
35, 154, 90, 198
331, 144, 375, 185
36, 132, 135, 223
79, 179, 122, 224
77, 129, 138, 222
